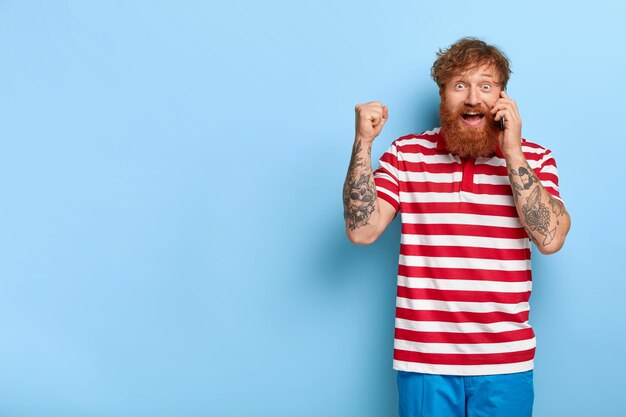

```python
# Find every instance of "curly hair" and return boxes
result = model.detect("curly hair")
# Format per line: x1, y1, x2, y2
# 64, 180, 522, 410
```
431, 38, 511, 90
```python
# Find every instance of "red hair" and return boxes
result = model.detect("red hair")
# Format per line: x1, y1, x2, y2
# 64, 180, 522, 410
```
431, 38, 511, 89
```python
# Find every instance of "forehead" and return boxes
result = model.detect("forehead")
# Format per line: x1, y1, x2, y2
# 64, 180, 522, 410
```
453, 64, 500, 81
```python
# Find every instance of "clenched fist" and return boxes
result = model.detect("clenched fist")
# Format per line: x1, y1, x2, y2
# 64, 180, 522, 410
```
355, 101, 388, 143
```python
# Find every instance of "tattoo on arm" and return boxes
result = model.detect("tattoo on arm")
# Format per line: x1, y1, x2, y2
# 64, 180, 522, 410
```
521, 186, 557, 246
509, 165, 537, 191
343, 139, 377, 231
508, 161, 564, 247
548, 194, 566, 218
511, 182, 523, 205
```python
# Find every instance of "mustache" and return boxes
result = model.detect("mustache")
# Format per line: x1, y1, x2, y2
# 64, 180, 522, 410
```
455, 104, 498, 126
455, 104, 490, 115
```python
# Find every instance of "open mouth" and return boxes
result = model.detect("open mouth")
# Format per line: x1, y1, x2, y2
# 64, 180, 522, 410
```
461, 111, 485, 126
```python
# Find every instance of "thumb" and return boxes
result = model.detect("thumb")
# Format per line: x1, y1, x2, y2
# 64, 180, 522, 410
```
378, 106, 389, 127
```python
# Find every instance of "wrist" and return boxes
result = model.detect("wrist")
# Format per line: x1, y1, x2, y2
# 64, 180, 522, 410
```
503, 147, 525, 164
355, 135, 375, 147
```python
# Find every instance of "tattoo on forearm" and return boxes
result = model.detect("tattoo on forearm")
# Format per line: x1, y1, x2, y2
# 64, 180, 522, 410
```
511, 182, 523, 205
523, 226, 539, 245
343, 139, 376, 231
522, 186, 557, 246
509, 165, 531, 206
548, 194, 566, 219
508, 162, 560, 247
516, 166, 537, 190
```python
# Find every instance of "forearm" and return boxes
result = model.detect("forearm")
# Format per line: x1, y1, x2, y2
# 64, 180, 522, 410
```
506, 153, 571, 254
342, 137, 383, 244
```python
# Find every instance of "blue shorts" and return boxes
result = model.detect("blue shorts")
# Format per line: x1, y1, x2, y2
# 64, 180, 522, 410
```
397, 370, 534, 417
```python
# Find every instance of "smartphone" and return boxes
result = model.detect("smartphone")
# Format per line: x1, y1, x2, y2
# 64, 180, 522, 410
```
499, 88, 507, 131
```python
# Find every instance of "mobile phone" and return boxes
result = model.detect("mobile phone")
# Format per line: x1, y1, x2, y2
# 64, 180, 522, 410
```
499, 88, 507, 131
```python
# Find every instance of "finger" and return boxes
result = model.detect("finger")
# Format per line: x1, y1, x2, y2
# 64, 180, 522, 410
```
355, 102, 381, 112
379, 114, 389, 128
498, 100, 520, 120
491, 100, 506, 113
382, 106, 389, 120
491, 103, 506, 114
495, 109, 518, 125
497, 98, 515, 106
490, 99, 515, 114
368, 111, 383, 125
370, 103, 385, 116
501, 90, 509, 99
493, 109, 508, 122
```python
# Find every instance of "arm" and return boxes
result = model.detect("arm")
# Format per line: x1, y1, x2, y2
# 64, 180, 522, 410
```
506, 154, 571, 254
492, 91, 571, 254
343, 102, 397, 245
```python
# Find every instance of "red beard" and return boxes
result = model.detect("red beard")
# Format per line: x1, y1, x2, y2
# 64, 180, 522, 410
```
439, 98, 500, 160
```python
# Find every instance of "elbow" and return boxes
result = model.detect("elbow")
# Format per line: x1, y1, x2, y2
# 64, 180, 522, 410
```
538, 241, 564, 255
346, 230, 378, 246
538, 216, 571, 255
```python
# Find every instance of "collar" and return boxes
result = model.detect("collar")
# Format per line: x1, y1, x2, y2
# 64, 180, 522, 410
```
436, 127, 505, 159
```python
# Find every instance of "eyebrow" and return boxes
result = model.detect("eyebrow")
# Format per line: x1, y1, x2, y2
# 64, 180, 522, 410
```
454, 73, 496, 80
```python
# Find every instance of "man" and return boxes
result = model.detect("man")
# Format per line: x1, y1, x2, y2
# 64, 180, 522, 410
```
342, 38, 571, 417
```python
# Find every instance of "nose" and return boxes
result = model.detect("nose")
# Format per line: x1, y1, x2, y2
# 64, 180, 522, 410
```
464, 86, 481, 106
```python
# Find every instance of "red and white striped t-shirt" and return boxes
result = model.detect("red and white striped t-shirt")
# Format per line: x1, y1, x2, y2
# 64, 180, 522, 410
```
373, 127, 563, 376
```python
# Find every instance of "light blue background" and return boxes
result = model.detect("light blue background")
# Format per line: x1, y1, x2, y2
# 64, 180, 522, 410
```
0, 1, 623, 416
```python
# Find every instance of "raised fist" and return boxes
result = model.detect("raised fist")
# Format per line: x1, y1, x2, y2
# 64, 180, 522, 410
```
354, 101, 388, 143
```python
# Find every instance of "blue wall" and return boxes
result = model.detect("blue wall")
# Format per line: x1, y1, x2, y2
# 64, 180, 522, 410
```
0, 1, 624, 416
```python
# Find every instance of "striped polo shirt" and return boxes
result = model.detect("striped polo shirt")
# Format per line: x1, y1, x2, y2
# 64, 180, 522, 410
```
373, 127, 563, 376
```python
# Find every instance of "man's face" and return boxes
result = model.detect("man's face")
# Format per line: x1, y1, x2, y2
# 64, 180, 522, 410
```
439, 64, 503, 159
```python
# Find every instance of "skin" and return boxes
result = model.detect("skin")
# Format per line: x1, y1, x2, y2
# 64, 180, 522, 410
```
343, 65, 571, 253
342, 101, 395, 244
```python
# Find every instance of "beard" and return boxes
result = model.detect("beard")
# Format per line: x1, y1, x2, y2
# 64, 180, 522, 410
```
439, 98, 500, 160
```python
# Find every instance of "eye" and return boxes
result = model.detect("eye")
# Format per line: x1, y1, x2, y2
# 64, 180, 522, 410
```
454, 82, 466, 90
481, 83, 491, 90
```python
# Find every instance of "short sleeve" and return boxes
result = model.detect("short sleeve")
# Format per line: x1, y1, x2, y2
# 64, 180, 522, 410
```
534, 149, 564, 205
373, 142, 401, 215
